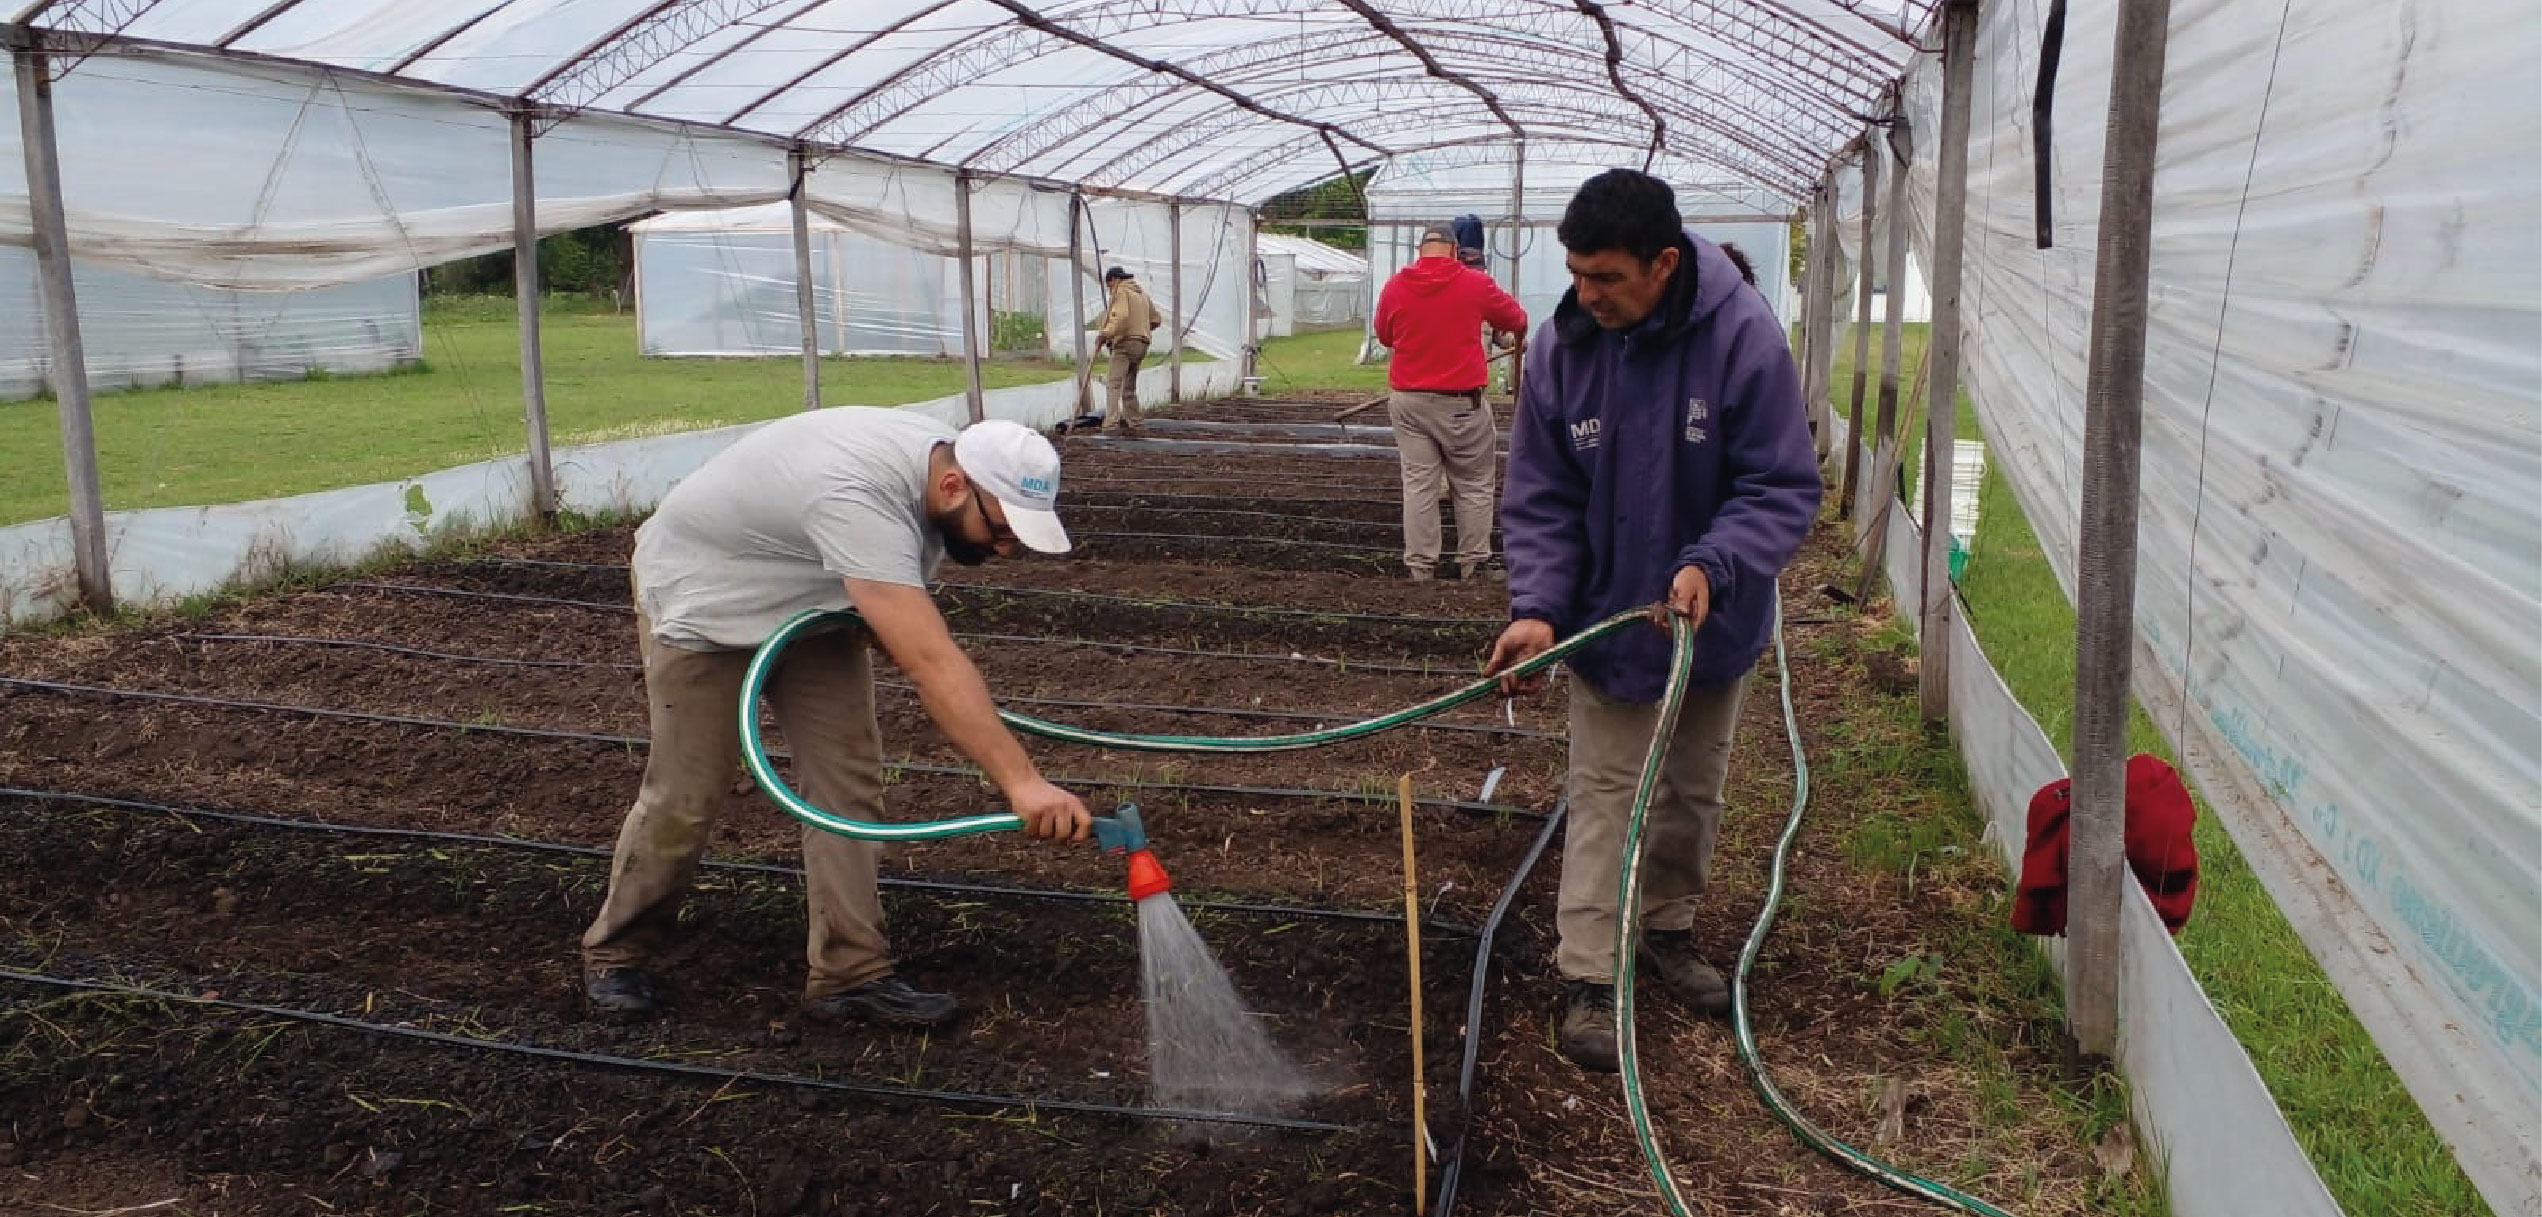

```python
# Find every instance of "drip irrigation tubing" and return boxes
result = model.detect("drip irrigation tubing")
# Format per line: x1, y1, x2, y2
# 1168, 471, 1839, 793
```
164, 634, 1554, 740
457, 560, 1505, 628
0, 969, 1352, 1134
328, 584, 1481, 676
1429, 798, 1568, 1217
0, 677, 1540, 819
1068, 488, 1402, 510
0, 787, 1477, 937
1081, 531, 1399, 557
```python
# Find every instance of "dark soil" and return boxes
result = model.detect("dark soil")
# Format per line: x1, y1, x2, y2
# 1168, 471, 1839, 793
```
0, 403, 2128, 1216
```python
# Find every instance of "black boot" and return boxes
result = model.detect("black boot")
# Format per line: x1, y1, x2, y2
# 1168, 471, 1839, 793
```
1639, 929, 1731, 1017
1556, 981, 1620, 1073
584, 966, 659, 1018
803, 975, 960, 1029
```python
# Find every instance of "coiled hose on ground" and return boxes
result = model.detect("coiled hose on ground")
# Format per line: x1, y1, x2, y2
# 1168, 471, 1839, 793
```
742, 601, 2020, 1216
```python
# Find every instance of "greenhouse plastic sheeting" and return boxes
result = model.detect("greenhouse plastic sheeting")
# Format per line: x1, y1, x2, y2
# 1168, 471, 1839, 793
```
0, 359, 1237, 629
1882, 0, 2542, 1205
0, 50, 790, 288
0, 247, 419, 400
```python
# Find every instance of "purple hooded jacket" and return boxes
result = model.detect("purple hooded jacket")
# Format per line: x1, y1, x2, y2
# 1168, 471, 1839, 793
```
1503, 232, 1823, 703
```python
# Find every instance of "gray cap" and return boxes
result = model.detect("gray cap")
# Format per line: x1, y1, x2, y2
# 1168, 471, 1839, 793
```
1418, 224, 1456, 247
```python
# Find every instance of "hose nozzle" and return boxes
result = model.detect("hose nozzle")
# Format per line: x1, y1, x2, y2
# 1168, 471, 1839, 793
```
1091, 803, 1147, 853
1125, 848, 1172, 902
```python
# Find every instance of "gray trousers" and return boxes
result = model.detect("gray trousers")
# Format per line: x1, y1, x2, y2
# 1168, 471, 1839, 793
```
582, 613, 893, 996
1556, 670, 1750, 982
1387, 389, 1498, 574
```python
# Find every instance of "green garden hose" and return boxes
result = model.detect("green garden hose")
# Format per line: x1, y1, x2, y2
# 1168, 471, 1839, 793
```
1612, 597, 2020, 1217
742, 599, 2022, 1215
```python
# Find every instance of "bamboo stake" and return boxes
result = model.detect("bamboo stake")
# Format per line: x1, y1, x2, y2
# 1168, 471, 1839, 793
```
1397, 772, 1427, 1212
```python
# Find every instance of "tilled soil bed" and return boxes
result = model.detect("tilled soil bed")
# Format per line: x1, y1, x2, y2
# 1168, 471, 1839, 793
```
0, 416, 2140, 1216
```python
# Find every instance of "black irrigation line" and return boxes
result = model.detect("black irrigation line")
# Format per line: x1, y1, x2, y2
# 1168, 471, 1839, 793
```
165, 634, 1556, 741
0, 787, 1479, 937
330, 583, 1482, 676
1070, 488, 1403, 510
0, 969, 1350, 1134
1083, 531, 1399, 557
462, 559, 1504, 628
1431, 799, 1569, 1217
0, 677, 1544, 819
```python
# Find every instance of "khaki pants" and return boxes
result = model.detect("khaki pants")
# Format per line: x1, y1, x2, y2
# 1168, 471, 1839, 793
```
1556, 670, 1749, 982
1105, 337, 1150, 429
1388, 389, 1498, 575
581, 613, 892, 996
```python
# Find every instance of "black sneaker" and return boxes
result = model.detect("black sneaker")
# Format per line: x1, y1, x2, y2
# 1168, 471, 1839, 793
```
584, 966, 659, 1018
803, 976, 959, 1029
1640, 929, 1731, 1017
1457, 558, 1506, 582
1556, 981, 1620, 1074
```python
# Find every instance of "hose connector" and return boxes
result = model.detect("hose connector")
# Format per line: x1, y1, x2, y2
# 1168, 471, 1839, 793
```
1091, 803, 1148, 853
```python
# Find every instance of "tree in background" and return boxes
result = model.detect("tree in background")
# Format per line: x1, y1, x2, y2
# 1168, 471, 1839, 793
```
425, 223, 633, 302
1258, 171, 1372, 251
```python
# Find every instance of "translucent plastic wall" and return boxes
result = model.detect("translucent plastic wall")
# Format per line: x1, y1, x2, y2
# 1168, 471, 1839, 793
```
0, 249, 419, 400
1862, 0, 2540, 1205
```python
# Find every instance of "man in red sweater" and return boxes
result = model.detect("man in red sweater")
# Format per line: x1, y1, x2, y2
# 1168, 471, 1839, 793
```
1375, 224, 1529, 580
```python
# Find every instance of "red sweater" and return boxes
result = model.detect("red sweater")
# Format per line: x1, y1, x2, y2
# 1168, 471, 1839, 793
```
1374, 255, 1528, 392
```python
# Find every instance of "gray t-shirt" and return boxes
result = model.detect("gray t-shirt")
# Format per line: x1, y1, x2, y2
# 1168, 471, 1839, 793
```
634, 407, 951, 650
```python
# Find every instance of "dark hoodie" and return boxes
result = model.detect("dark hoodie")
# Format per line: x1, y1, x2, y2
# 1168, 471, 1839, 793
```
1374, 255, 1527, 392
1502, 232, 1823, 701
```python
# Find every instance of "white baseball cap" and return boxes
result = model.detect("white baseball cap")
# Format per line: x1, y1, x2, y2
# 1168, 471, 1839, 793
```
953, 420, 1071, 554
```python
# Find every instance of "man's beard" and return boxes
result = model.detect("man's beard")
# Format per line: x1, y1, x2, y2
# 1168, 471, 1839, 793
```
931, 508, 996, 566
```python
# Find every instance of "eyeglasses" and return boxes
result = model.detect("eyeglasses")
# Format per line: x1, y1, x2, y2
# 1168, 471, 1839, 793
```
969, 486, 1018, 548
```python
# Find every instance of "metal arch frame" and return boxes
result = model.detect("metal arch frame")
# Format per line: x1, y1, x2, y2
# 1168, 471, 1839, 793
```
385, 0, 525, 77
962, 24, 1848, 182
1330, 0, 1522, 140
9, 0, 162, 74
627, 0, 894, 115
1037, 0, 1898, 102
520, 0, 815, 124
1207, 133, 1806, 212
719, 0, 971, 127
1177, 112, 1809, 205
213, 0, 306, 48
1012, 59, 1796, 186
1076, 76, 1821, 199
792, 0, 1389, 161
1571, 0, 1665, 164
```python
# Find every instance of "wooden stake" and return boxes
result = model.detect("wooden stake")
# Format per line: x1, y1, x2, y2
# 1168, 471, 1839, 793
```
1396, 772, 1427, 1212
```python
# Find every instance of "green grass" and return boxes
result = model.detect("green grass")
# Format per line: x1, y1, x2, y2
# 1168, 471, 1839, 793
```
1253, 328, 1389, 394
0, 298, 1076, 525
1817, 615, 2162, 1215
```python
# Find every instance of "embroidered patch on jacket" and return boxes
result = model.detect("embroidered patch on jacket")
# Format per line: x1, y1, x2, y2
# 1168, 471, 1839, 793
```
1683, 398, 1710, 444
1570, 418, 1602, 450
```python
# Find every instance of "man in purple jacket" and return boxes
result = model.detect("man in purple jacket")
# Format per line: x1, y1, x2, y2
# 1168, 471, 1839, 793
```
1483, 169, 1822, 1073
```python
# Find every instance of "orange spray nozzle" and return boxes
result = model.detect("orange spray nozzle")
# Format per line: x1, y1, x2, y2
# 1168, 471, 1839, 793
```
1125, 848, 1172, 902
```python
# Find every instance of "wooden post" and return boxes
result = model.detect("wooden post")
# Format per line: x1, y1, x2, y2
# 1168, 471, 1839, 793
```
1167, 201, 1184, 403
1862, 118, 1911, 573
1841, 143, 1880, 519
1068, 193, 1091, 415
789, 146, 820, 411
2069, 0, 2176, 1063
1920, 0, 1980, 724
12, 39, 111, 614
1800, 189, 1837, 457
1396, 774, 1428, 1212
508, 109, 556, 521
954, 172, 985, 424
